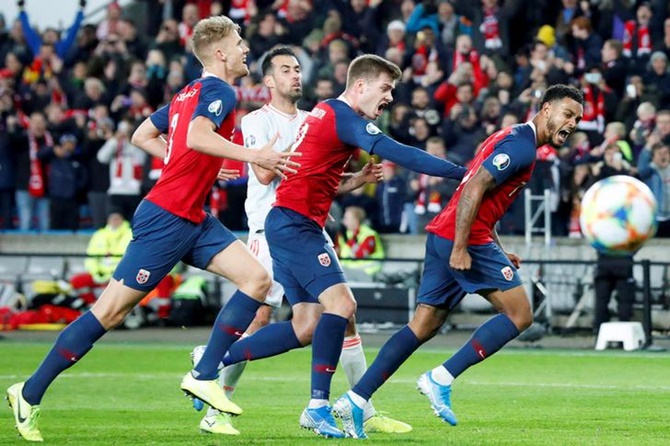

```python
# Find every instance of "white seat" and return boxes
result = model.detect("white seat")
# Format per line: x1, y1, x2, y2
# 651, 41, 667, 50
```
595, 322, 646, 351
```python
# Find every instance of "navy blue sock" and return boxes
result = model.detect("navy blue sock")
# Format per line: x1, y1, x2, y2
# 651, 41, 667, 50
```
444, 313, 519, 378
194, 290, 262, 380
222, 321, 302, 366
352, 325, 421, 400
311, 313, 348, 400
23, 311, 106, 405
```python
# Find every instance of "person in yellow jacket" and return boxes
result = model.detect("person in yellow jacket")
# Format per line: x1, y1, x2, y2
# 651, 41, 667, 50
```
336, 206, 385, 277
70, 212, 132, 305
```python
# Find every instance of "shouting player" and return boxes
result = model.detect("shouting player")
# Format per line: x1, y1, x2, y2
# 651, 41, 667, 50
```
221, 54, 466, 439
5, 16, 299, 442
191, 46, 410, 435
333, 84, 584, 438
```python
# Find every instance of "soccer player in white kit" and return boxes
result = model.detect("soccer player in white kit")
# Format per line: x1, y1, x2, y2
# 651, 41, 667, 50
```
191, 47, 411, 435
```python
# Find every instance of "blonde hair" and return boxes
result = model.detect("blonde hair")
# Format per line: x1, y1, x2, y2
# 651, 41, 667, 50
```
191, 15, 240, 64
346, 54, 402, 89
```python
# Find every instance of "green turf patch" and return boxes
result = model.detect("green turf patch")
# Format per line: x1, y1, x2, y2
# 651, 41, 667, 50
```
1, 343, 669, 445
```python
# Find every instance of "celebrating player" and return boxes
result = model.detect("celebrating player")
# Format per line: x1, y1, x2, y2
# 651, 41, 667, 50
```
215, 54, 465, 439
190, 46, 410, 435
333, 84, 584, 438
5, 16, 299, 442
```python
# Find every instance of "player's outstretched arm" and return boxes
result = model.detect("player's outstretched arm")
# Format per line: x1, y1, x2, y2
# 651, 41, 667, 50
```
187, 117, 300, 179
450, 167, 496, 271
131, 117, 168, 159
371, 135, 466, 180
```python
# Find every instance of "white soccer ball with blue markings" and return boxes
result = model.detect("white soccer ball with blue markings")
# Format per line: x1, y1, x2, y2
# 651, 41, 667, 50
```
579, 176, 657, 255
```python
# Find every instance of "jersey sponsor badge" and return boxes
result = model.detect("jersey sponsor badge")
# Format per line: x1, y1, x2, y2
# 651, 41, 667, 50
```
245, 135, 256, 147
501, 266, 514, 281
136, 268, 151, 284
318, 253, 331, 267
366, 123, 381, 135
492, 153, 511, 171
208, 99, 223, 116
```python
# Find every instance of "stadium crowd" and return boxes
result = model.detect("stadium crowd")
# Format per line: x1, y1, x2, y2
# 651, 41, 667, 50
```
0, 0, 669, 238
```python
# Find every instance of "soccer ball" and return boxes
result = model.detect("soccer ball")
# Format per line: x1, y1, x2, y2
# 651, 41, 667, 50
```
579, 175, 657, 255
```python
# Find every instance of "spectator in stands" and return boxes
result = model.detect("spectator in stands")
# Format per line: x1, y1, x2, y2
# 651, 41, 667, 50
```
18, 0, 86, 61
629, 101, 658, 149
377, 19, 408, 58
654, 17, 670, 60
0, 90, 15, 230
70, 211, 132, 305
590, 142, 633, 180
117, 18, 147, 61
96, 119, 146, 221
336, 205, 385, 277
622, 2, 655, 75
644, 51, 670, 109
554, 0, 585, 47
82, 105, 113, 229
576, 66, 618, 146
637, 140, 670, 237
8, 111, 51, 231
42, 133, 86, 231
436, 0, 471, 49
592, 251, 636, 334
566, 16, 602, 76
246, 10, 287, 61
442, 101, 485, 164
600, 39, 628, 99
374, 161, 406, 234
96, 1, 122, 41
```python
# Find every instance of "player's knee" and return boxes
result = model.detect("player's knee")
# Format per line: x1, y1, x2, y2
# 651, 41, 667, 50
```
243, 270, 272, 300
95, 307, 129, 330
511, 309, 533, 332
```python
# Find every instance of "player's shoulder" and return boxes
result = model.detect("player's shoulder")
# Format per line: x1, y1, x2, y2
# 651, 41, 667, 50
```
243, 105, 271, 122
199, 76, 235, 96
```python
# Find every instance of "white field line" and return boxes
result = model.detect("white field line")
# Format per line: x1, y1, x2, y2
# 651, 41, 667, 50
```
0, 373, 669, 391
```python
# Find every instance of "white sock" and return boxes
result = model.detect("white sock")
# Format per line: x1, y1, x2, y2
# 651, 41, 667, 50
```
430, 365, 455, 386
206, 406, 220, 417
340, 333, 376, 420
308, 398, 329, 409
346, 390, 367, 409
221, 361, 248, 399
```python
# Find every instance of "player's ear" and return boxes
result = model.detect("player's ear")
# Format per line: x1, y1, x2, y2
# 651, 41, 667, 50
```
263, 74, 275, 89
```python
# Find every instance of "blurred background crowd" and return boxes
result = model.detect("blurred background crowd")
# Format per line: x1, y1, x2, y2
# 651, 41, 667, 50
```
0, 0, 669, 241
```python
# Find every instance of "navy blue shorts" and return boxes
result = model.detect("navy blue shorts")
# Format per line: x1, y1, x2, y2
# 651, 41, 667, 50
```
417, 233, 523, 310
113, 200, 238, 292
265, 206, 346, 306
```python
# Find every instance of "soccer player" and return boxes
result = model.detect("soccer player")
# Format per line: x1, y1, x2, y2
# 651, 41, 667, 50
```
5, 16, 299, 442
216, 54, 466, 439
333, 84, 584, 438
190, 46, 411, 436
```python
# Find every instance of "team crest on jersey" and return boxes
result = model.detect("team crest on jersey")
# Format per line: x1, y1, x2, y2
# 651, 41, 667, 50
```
136, 269, 151, 284
245, 135, 256, 147
318, 253, 331, 267
492, 153, 511, 171
208, 99, 223, 116
501, 266, 514, 281
366, 123, 381, 135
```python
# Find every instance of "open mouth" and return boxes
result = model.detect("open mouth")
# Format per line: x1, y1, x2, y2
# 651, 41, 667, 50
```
557, 128, 571, 143
377, 102, 388, 114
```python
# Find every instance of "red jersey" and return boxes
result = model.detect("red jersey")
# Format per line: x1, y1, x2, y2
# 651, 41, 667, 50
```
145, 74, 236, 223
274, 100, 358, 228
426, 123, 537, 245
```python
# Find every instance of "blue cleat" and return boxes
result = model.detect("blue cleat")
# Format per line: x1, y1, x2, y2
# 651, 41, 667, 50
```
299, 406, 345, 438
332, 393, 367, 439
416, 371, 458, 426
193, 398, 204, 411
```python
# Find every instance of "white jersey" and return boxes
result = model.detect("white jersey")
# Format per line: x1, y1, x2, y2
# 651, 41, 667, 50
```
242, 104, 308, 233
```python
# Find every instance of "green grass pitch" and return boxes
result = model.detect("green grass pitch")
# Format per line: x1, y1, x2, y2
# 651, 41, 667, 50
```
1, 341, 669, 445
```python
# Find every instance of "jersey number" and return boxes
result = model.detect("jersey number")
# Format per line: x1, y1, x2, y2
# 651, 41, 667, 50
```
165, 113, 179, 165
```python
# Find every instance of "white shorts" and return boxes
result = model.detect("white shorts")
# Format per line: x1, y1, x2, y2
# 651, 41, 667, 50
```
247, 231, 285, 307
